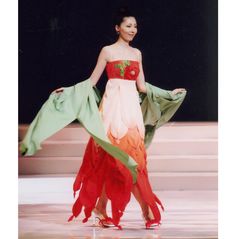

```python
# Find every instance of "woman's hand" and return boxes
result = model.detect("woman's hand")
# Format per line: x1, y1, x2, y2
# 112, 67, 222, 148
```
52, 87, 64, 94
171, 88, 186, 95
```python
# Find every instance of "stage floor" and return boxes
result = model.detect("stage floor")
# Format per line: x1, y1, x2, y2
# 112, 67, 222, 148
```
19, 179, 218, 239
18, 121, 218, 238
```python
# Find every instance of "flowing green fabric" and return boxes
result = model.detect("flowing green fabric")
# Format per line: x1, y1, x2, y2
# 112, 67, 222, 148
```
20, 78, 187, 182
141, 82, 187, 148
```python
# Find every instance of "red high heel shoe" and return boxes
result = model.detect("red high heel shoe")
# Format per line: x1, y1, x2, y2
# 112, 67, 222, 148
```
92, 209, 115, 228
142, 213, 161, 229
145, 219, 161, 229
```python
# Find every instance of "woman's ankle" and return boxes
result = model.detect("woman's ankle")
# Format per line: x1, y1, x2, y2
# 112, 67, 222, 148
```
94, 207, 108, 218
142, 208, 155, 221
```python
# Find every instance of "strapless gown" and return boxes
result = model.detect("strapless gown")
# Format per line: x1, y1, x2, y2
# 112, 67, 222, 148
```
69, 60, 164, 227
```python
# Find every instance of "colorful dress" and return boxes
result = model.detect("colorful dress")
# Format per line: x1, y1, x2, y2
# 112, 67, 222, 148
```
20, 59, 187, 229
69, 60, 164, 227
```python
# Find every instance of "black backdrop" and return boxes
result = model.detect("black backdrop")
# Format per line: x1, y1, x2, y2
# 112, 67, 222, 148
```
19, 0, 218, 123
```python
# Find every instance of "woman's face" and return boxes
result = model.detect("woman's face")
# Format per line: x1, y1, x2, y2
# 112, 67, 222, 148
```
116, 17, 138, 42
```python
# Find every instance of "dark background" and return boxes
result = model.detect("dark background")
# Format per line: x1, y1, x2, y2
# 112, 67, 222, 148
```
19, 0, 218, 123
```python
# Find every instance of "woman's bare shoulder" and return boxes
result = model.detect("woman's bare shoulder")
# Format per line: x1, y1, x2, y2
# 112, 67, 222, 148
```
100, 44, 119, 61
132, 47, 142, 55
130, 47, 142, 61
98, 45, 113, 61
101, 44, 116, 51
100, 45, 115, 56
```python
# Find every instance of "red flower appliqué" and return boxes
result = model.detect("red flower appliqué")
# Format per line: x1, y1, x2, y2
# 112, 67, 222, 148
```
124, 64, 140, 79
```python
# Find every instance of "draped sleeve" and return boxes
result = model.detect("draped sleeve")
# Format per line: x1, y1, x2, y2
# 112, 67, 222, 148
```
140, 82, 187, 148
20, 79, 138, 183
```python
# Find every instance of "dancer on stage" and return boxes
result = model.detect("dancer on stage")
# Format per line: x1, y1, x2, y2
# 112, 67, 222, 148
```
20, 8, 187, 229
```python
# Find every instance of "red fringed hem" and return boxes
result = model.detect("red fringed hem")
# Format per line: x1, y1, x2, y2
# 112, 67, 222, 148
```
68, 133, 164, 227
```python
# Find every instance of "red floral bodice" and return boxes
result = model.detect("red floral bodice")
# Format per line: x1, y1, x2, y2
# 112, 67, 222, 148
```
106, 60, 140, 81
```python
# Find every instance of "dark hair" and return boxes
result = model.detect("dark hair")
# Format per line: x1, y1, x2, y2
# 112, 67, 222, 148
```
113, 7, 136, 26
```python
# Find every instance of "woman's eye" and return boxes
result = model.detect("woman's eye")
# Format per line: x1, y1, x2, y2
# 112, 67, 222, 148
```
126, 25, 137, 29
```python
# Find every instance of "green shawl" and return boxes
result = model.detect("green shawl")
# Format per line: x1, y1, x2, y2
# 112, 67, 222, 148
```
20, 79, 187, 182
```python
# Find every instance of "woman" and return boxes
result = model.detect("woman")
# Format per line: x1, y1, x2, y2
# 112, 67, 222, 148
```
20, 9, 186, 230
66, 9, 186, 229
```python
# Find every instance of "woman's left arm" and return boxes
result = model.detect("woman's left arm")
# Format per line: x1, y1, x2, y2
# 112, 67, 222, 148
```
136, 49, 147, 93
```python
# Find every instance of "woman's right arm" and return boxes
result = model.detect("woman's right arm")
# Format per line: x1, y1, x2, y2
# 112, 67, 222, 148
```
89, 46, 109, 86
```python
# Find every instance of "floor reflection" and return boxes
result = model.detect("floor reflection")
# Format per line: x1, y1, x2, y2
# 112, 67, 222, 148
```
19, 191, 218, 239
